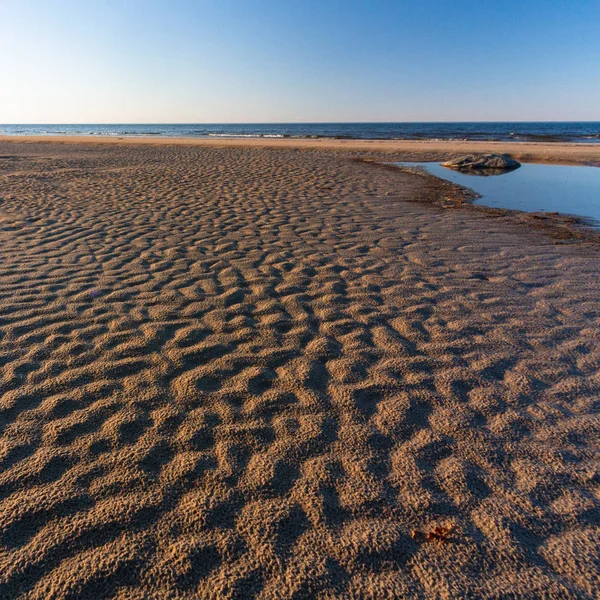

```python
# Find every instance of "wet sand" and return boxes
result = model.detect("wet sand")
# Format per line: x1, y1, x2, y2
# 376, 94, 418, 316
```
0, 140, 599, 598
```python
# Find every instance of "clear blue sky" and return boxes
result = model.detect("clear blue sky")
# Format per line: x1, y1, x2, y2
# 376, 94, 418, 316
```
1, 0, 599, 123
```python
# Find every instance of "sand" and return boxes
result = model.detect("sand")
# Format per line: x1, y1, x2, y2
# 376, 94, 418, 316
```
0, 139, 599, 598
2, 136, 600, 167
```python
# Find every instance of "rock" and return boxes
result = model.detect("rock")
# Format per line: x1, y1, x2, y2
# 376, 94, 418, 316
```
442, 154, 521, 174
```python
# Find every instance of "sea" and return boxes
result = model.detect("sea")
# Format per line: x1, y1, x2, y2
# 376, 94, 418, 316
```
1, 122, 599, 143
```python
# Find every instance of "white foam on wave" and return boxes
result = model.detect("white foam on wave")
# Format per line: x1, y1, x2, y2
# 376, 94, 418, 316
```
208, 133, 285, 138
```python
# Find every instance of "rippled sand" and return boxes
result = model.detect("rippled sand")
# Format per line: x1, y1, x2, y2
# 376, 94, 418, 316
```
0, 142, 599, 598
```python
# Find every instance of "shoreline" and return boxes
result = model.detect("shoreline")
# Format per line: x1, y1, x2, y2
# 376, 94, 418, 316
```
1, 135, 600, 166
370, 159, 600, 245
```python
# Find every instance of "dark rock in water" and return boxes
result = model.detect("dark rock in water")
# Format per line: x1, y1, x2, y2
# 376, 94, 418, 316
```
442, 154, 521, 175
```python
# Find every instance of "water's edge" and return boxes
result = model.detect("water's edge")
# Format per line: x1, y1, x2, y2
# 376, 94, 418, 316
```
392, 161, 600, 229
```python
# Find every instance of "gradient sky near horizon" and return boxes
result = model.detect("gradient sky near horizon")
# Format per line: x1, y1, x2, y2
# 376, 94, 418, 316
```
1, 0, 599, 123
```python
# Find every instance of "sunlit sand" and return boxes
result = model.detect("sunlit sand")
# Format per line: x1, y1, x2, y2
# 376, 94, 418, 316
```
0, 139, 598, 597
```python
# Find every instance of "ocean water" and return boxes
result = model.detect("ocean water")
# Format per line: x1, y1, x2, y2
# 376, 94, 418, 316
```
396, 162, 600, 226
0, 122, 599, 143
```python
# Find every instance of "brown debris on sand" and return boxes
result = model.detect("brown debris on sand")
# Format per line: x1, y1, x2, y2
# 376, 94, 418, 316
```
411, 525, 455, 544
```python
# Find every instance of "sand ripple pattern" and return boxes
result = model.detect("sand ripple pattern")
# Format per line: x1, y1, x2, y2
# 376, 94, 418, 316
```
0, 145, 599, 598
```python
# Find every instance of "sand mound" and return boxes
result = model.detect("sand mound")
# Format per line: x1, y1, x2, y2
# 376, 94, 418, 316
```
0, 143, 598, 598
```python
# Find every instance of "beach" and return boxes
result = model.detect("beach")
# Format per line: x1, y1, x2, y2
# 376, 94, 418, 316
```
2, 135, 600, 165
0, 138, 599, 598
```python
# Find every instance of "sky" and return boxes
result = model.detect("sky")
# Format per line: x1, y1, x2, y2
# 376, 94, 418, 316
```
1, 0, 599, 123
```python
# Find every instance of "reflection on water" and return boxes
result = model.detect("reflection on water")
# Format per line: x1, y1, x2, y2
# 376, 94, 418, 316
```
445, 167, 517, 177
396, 162, 600, 226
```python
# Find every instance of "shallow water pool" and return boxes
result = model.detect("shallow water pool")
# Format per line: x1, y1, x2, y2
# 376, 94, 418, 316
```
396, 162, 600, 227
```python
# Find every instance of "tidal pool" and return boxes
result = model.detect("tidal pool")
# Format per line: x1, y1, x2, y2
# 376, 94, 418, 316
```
396, 162, 600, 227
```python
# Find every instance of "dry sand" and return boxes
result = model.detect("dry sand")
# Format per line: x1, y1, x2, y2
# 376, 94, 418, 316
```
0, 140, 599, 598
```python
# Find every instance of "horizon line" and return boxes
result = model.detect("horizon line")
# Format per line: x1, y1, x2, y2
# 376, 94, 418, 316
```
2, 120, 599, 126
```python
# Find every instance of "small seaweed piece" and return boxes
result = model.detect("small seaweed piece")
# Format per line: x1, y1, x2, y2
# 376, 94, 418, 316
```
425, 525, 453, 543
410, 524, 454, 543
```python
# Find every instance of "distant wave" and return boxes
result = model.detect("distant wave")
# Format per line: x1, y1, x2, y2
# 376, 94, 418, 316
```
89, 131, 163, 136
208, 133, 287, 138
508, 132, 566, 142
126, 131, 162, 135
